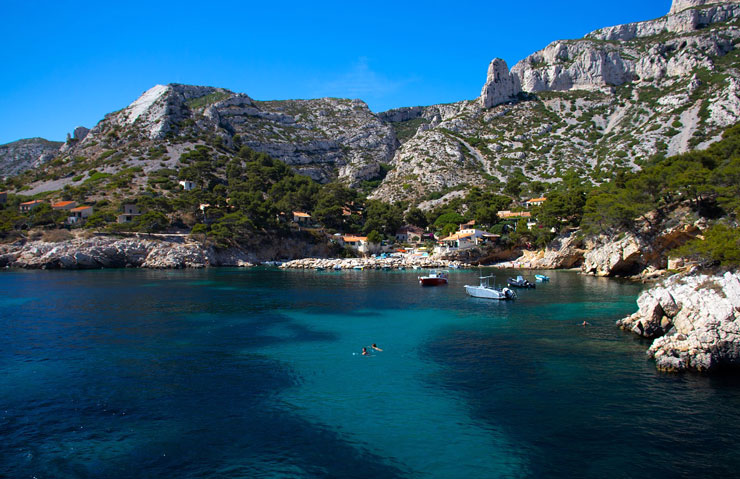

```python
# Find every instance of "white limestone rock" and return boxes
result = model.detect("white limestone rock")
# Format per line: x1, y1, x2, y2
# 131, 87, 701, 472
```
479, 58, 521, 108
619, 272, 740, 372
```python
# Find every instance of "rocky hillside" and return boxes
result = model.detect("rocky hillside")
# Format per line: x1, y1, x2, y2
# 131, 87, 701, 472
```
0, 138, 63, 177
4, 0, 740, 207
54, 84, 396, 187
372, 0, 740, 204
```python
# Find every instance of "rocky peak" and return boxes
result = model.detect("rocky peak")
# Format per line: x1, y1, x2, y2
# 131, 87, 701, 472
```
0, 138, 63, 176
479, 58, 521, 108
670, 0, 740, 14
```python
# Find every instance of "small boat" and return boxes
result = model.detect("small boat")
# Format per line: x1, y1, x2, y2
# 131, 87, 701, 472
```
535, 274, 550, 282
418, 270, 449, 286
507, 275, 536, 288
333, 264, 342, 270
464, 276, 516, 300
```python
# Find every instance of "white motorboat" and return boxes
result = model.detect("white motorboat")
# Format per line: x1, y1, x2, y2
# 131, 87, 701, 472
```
464, 275, 516, 300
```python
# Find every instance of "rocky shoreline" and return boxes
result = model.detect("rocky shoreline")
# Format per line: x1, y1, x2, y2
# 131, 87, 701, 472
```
0, 236, 255, 269
618, 271, 740, 372
278, 256, 469, 270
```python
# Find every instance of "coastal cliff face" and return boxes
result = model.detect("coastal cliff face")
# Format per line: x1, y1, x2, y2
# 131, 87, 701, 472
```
618, 271, 740, 372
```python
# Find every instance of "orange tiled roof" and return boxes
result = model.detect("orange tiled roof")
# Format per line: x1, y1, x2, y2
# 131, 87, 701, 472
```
342, 235, 367, 242
293, 211, 311, 218
526, 197, 547, 203
20, 200, 43, 205
52, 201, 75, 208
70, 205, 92, 212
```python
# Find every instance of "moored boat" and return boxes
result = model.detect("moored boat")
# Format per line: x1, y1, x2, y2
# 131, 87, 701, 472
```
418, 270, 449, 286
507, 275, 536, 288
464, 275, 516, 300
535, 274, 550, 282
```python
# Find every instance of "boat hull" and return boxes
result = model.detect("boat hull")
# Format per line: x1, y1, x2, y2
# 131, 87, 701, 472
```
420, 277, 448, 286
464, 285, 515, 300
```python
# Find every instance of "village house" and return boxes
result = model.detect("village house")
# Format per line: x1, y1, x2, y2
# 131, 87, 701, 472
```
497, 210, 532, 220
435, 228, 499, 254
0, 191, 7, 204
68, 205, 93, 224
395, 225, 425, 244
179, 180, 196, 191
52, 200, 77, 211
19, 200, 44, 212
525, 197, 547, 208
292, 211, 312, 225
117, 204, 141, 223
340, 235, 369, 254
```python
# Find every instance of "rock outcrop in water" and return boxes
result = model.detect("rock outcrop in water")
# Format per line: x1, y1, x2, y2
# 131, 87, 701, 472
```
618, 271, 740, 372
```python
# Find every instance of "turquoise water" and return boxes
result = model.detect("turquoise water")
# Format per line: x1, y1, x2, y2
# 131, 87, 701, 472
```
2, 267, 740, 478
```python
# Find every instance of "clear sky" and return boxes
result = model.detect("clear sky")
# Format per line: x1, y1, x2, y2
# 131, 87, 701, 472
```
1, 0, 671, 145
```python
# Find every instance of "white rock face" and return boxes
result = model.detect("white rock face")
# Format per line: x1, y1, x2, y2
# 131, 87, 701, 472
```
670, 0, 740, 15
618, 272, 740, 371
479, 58, 521, 108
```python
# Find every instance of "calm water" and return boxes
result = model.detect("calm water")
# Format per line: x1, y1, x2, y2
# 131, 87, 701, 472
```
2, 267, 740, 478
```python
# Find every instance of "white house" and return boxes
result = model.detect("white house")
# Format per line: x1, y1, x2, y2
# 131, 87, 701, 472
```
435, 228, 499, 254
525, 197, 547, 208
179, 180, 196, 191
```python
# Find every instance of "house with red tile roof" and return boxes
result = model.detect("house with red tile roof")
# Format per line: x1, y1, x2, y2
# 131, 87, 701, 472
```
52, 200, 77, 211
68, 205, 93, 224
19, 200, 44, 212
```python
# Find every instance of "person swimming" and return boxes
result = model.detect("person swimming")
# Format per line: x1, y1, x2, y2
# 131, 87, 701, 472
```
362, 347, 370, 356
371, 343, 383, 351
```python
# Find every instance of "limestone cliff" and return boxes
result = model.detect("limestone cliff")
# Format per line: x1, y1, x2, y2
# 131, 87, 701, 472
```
75, 84, 397, 185
0, 138, 63, 177
618, 271, 740, 372
372, 0, 740, 203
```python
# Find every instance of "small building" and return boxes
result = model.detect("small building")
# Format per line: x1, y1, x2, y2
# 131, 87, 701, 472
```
435, 228, 499, 254
52, 200, 77, 211
117, 204, 141, 223
395, 225, 425, 243
179, 180, 196, 191
340, 235, 368, 253
19, 200, 44, 212
292, 211, 312, 225
0, 191, 7, 204
68, 205, 93, 224
526, 197, 547, 208
497, 210, 532, 219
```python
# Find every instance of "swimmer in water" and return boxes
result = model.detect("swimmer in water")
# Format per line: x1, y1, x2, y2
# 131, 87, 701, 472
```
371, 343, 382, 351
362, 347, 370, 356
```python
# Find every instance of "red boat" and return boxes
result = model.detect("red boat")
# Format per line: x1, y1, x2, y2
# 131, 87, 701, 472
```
418, 270, 449, 286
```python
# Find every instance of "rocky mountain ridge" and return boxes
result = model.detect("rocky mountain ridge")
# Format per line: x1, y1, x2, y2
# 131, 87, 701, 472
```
0, 138, 63, 178
373, 0, 740, 203
3, 0, 740, 207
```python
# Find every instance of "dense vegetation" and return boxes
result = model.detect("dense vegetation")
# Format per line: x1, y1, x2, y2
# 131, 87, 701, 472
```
1, 119, 739, 267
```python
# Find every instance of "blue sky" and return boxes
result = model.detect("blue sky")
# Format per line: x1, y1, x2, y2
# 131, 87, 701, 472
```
1, 0, 671, 144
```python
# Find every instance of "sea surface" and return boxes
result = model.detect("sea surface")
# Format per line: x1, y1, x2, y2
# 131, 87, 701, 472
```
1, 267, 740, 478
